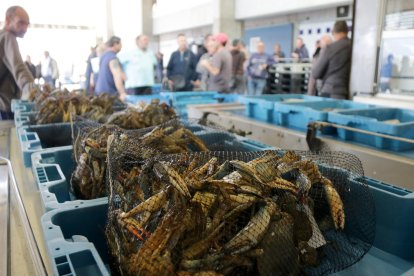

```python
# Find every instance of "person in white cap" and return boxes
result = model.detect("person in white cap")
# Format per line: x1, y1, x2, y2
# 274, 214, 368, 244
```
200, 33, 232, 93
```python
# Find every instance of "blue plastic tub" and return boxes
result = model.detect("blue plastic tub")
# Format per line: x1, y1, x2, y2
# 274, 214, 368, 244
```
336, 177, 414, 275
274, 100, 375, 131
11, 99, 35, 113
161, 91, 220, 118
31, 146, 77, 211
124, 94, 167, 105
41, 199, 110, 276
328, 108, 414, 151
32, 129, 273, 211
151, 83, 162, 94
14, 111, 36, 128
161, 91, 219, 106
214, 93, 240, 103
18, 123, 72, 167
239, 94, 333, 123
41, 175, 414, 276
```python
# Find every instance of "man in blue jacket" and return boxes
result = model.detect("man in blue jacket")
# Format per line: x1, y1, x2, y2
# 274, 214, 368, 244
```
167, 34, 198, 91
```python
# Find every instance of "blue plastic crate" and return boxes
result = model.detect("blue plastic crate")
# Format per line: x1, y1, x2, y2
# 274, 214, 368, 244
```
239, 94, 333, 123
31, 146, 77, 211
31, 127, 273, 211
14, 111, 36, 128
41, 199, 110, 276
124, 94, 168, 105
151, 83, 162, 94
213, 93, 240, 103
11, 99, 35, 113
160, 91, 220, 118
160, 91, 219, 106
175, 99, 219, 118
274, 100, 375, 131
328, 108, 414, 151
335, 177, 414, 275
42, 172, 414, 275
19, 123, 72, 167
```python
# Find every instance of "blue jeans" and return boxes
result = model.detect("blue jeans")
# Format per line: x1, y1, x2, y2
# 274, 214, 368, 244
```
247, 78, 266, 96
43, 76, 55, 88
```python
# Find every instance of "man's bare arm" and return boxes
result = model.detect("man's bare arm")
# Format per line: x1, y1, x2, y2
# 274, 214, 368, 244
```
109, 58, 127, 100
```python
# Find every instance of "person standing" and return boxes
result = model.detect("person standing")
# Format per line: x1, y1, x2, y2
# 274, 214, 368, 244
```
308, 34, 332, 95
273, 43, 285, 63
25, 55, 36, 78
155, 51, 164, 84
246, 41, 274, 95
230, 39, 246, 94
41, 51, 59, 88
195, 34, 213, 64
199, 33, 232, 93
292, 37, 309, 61
0, 6, 34, 120
84, 46, 97, 94
95, 36, 127, 101
196, 39, 217, 91
118, 35, 157, 95
312, 21, 352, 99
167, 34, 198, 91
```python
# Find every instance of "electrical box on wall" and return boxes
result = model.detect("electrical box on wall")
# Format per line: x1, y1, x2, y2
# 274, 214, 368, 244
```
337, 5, 350, 18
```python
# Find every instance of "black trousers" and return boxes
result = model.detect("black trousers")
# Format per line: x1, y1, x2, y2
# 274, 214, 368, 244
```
126, 86, 152, 95
0, 111, 14, 120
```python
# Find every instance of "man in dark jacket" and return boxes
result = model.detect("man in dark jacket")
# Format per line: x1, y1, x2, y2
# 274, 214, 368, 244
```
230, 39, 246, 93
167, 33, 198, 91
312, 21, 351, 99
292, 37, 309, 61
0, 6, 34, 120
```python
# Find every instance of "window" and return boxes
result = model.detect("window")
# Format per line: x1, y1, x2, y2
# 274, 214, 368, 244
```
378, 0, 414, 95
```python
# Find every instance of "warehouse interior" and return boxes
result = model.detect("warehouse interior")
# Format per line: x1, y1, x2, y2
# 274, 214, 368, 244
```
0, 0, 414, 275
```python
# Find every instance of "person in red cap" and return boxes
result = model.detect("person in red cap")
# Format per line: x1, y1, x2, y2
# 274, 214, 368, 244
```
199, 32, 232, 93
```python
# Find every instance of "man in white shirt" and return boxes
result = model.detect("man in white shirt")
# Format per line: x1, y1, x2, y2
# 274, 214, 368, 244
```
41, 51, 59, 88
118, 35, 157, 95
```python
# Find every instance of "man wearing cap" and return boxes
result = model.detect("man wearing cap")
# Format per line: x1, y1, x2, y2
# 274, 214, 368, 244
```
200, 33, 232, 93
0, 6, 34, 120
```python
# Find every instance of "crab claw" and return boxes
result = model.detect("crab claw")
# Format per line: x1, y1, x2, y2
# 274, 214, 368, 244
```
321, 177, 345, 230
154, 162, 191, 198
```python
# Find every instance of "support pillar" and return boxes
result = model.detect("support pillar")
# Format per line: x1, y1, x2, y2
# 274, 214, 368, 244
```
212, 0, 243, 40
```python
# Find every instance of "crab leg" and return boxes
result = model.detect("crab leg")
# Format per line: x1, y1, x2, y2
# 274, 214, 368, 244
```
120, 189, 167, 218
154, 162, 191, 198
320, 177, 345, 230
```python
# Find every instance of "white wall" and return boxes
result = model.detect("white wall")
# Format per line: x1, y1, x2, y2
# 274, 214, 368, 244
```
153, 1, 213, 35
235, 0, 352, 19
111, 0, 143, 50
243, 7, 351, 55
